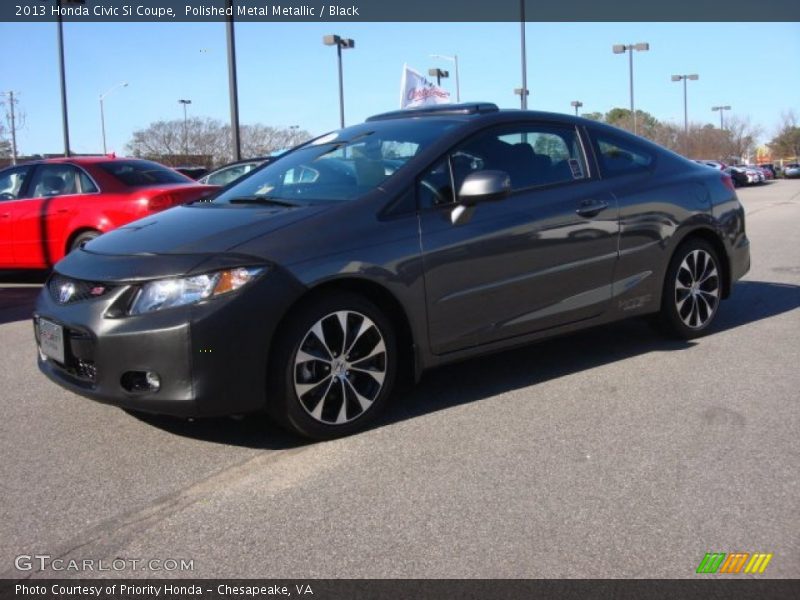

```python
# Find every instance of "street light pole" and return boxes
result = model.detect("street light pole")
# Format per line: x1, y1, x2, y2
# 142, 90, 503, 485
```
671, 74, 699, 136
520, 0, 528, 110
99, 82, 128, 155
56, 0, 71, 156
323, 35, 355, 129
612, 42, 650, 135
226, 0, 241, 161
428, 68, 449, 87
178, 99, 192, 157
514, 88, 529, 110
712, 105, 731, 129
570, 100, 583, 116
430, 54, 460, 102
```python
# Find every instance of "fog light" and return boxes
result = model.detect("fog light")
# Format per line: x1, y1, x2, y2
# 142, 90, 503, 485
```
145, 371, 161, 391
121, 371, 161, 393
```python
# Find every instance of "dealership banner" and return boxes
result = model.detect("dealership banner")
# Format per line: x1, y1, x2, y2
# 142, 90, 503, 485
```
399, 65, 451, 110
2, 0, 800, 22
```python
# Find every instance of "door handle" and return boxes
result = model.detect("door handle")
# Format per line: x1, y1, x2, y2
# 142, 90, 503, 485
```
575, 199, 609, 218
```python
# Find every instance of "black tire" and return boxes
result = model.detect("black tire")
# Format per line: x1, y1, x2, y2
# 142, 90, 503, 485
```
657, 238, 723, 339
267, 292, 397, 440
69, 230, 100, 252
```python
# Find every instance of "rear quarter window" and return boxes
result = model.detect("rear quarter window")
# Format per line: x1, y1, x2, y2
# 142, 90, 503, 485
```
593, 133, 654, 177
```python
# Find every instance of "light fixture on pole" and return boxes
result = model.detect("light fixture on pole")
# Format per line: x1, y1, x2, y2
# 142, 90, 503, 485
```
99, 82, 128, 155
671, 74, 699, 136
178, 99, 192, 157
514, 88, 529, 110
427, 68, 449, 87
430, 54, 460, 102
712, 105, 731, 129
612, 42, 650, 135
570, 100, 583, 116
323, 34, 355, 129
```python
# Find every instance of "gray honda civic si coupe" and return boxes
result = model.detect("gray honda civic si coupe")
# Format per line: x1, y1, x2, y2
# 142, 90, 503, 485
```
34, 103, 750, 439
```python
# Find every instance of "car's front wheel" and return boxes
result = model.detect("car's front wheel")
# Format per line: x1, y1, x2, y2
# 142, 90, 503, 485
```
657, 239, 723, 339
69, 230, 100, 253
268, 292, 397, 439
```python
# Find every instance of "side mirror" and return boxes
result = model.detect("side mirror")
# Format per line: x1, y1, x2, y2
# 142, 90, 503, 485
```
457, 170, 512, 206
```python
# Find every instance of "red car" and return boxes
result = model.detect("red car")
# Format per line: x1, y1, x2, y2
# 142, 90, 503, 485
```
0, 156, 216, 269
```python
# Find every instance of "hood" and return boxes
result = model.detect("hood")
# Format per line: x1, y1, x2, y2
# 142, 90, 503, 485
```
85, 203, 329, 256
54, 203, 330, 282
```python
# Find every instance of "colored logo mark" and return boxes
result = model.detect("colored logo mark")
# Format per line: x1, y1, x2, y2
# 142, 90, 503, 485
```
696, 552, 773, 574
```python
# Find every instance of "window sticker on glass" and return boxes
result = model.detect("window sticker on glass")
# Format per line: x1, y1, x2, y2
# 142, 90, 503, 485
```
568, 158, 584, 179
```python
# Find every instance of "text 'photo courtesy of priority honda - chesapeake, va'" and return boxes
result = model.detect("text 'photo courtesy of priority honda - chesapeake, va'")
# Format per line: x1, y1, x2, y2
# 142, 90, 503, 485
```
1, 1, 798, 598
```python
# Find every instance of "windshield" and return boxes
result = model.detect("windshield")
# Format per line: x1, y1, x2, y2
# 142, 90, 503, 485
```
212, 119, 459, 205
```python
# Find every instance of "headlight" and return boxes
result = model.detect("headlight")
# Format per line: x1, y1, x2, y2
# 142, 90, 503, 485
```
129, 267, 265, 315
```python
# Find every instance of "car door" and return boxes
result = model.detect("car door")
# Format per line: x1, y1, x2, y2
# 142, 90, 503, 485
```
418, 122, 619, 355
0, 165, 35, 267
12, 163, 85, 267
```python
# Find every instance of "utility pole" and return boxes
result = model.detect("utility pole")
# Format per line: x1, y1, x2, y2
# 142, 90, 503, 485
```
520, 0, 528, 110
612, 43, 650, 135
56, 0, 71, 156
323, 35, 355, 129
226, 0, 241, 161
178, 99, 192, 157
1, 91, 18, 165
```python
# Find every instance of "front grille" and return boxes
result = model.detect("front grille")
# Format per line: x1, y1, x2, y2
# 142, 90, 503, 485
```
48, 274, 115, 305
75, 359, 97, 382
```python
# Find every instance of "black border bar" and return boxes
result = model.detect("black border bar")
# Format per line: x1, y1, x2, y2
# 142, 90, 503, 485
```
4, 0, 800, 22
2, 579, 800, 600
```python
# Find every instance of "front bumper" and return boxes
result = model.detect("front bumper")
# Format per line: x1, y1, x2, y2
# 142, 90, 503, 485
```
34, 269, 305, 417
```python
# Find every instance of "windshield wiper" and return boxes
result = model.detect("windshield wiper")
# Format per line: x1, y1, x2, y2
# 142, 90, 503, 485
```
227, 196, 301, 207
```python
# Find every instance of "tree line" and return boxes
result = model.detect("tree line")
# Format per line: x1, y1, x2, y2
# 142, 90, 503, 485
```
2, 106, 797, 166
581, 108, 799, 164
125, 117, 312, 167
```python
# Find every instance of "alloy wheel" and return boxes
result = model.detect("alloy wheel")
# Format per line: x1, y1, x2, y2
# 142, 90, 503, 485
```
674, 249, 720, 329
293, 310, 387, 425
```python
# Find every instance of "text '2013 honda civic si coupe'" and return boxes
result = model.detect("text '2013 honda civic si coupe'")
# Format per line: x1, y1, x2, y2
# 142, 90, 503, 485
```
34, 104, 750, 439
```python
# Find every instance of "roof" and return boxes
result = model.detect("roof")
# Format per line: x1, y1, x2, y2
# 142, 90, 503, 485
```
366, 103, 500, 122
18, 155, 142, 166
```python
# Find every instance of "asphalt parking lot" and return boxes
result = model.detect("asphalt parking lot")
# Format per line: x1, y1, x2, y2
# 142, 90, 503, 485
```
1, 180, 798, 579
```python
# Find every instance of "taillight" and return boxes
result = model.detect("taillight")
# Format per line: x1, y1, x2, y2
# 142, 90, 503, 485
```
721, 174, 736, 193
147, 193, 176, 212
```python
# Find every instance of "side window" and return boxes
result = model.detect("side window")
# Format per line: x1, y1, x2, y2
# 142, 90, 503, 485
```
417, 123, 589, 208
0, 165, 32, 200
593, 133, 654, 177
77, 169, 99, 193
418, 157, 454, 207
209, 165, 247, 186
28, 165, 81, 198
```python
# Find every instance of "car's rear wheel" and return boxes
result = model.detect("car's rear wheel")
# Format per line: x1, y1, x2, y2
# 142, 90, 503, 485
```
658, 239, 722, 339
268, 292, 397, 439
69, 230, 100, 253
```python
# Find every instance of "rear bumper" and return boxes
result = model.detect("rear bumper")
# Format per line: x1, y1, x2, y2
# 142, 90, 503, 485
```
729, 235, 750, 286
34, 268, 305, 417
